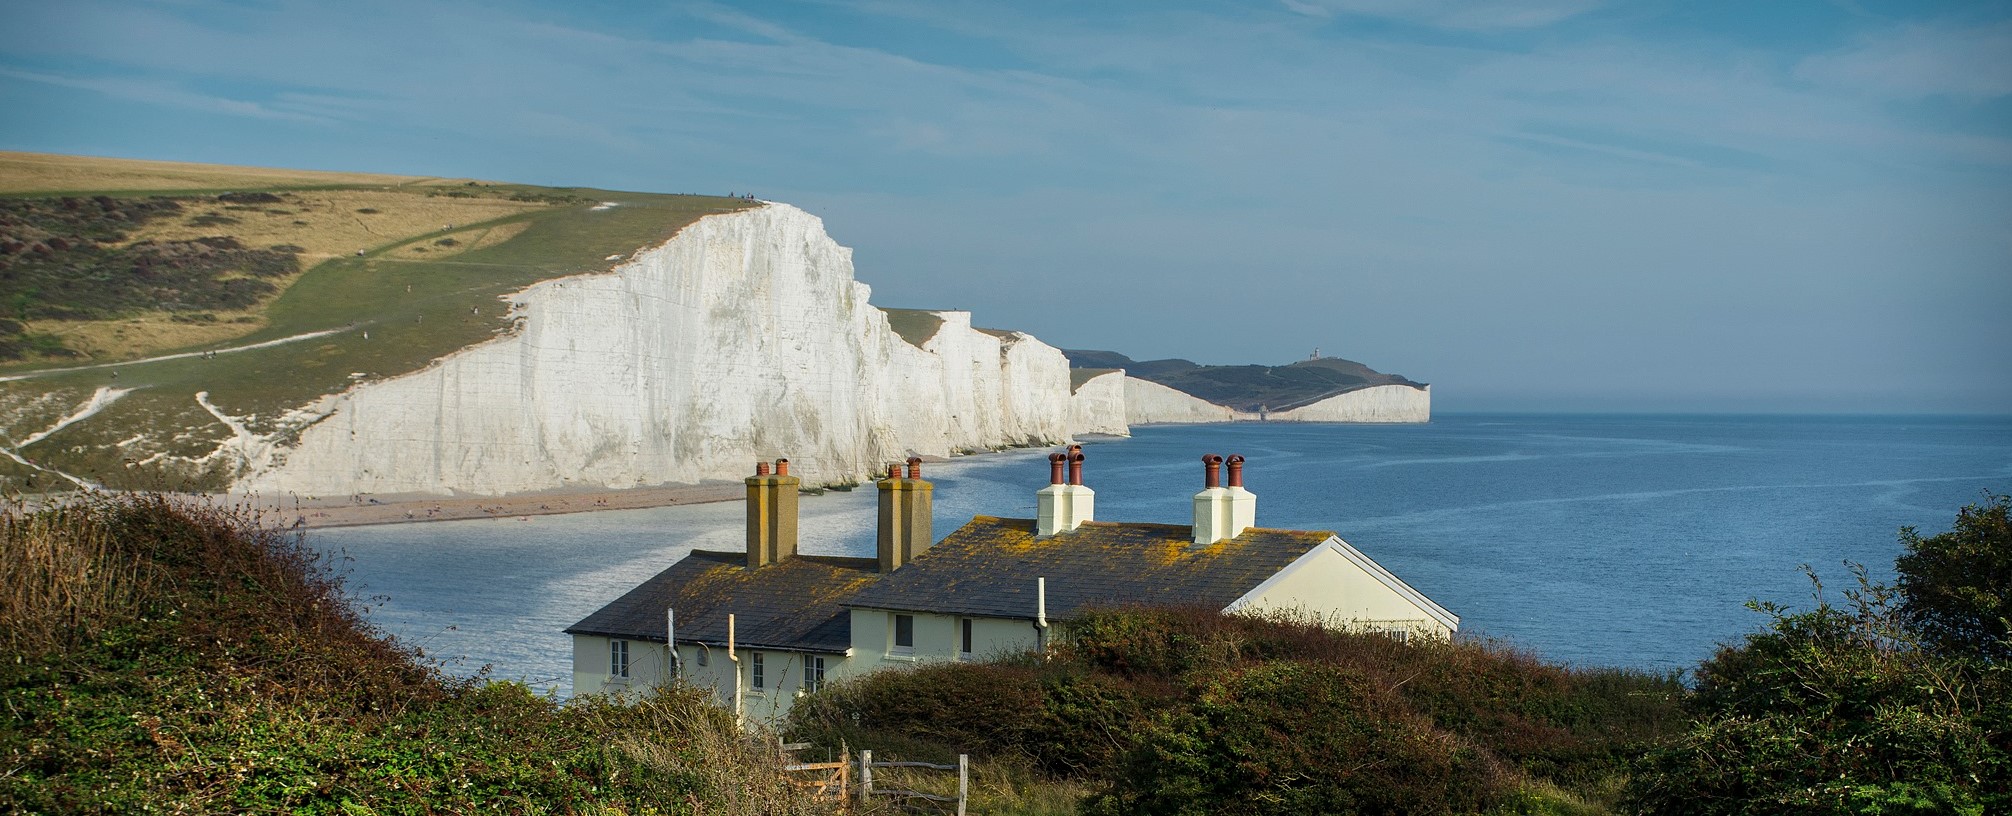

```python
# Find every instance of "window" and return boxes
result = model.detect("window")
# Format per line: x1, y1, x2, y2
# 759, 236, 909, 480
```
803, 656, 826, 693
960, 618, 974, 657
751, 652, 765, 689
892, 614, 915, 653
610, 639, 630, 678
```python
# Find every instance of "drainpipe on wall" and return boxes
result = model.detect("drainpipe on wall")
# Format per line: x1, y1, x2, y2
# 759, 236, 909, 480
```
666, 607, 677, 681
728, 613, 742, 729
1036, 577, 1049, 655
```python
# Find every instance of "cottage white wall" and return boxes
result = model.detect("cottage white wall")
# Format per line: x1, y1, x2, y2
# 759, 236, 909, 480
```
1229, 541, 1456, 639
844, 609, 1041, 675
571, 635, 674, 700
571, 634, 850, 722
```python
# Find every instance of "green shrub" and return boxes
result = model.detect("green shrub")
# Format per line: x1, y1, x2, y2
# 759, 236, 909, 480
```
1626, 558, 2011, 815
1088, 660, 1509, 816
1, 495, 818, 814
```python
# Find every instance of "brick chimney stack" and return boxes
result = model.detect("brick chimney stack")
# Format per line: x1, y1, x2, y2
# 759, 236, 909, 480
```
877, 457, 934, 572
745, 458, 799, 568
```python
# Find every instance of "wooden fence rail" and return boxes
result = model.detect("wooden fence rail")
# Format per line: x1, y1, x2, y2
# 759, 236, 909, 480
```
858, 750, 968, 815
780, 742, 849, 804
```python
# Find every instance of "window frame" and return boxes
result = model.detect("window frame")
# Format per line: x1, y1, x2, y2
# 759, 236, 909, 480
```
610, 639, 630, 679
892, 613, 915, 654
751, 651, 765, 689
959, 617, 974, 659
803, 655, 826, 694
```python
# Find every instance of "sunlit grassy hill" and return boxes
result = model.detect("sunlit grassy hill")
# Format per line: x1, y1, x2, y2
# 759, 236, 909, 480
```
0, 152, 752, 491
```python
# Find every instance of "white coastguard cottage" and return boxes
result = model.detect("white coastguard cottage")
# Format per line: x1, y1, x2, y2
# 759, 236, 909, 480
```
565, 449, 1457, 723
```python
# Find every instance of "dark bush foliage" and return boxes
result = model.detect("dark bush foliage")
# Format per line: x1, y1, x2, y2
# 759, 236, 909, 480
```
1, 495, 817, 814
0, 196, 300, 339
1897, 493, 2012, 663
216, 191, 283, 204
1627, 507, 2012, 816
790, 605, 1682, 813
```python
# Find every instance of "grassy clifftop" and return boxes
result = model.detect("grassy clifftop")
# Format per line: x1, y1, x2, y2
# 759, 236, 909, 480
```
0, 152, 753, 492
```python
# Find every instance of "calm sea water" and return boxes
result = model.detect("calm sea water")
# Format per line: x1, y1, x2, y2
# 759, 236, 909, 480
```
309, 414, 2012, 695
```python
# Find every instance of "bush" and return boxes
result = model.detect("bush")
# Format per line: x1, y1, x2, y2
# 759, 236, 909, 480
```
1087, 661, 1508, 816
1627, 559, 2011, 815
1897, 493, 2012, 662
1, 495, 820, 814
788, 606, 1683, 814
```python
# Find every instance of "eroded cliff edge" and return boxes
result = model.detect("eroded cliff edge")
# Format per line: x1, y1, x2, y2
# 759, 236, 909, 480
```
238, 204, 1104, 496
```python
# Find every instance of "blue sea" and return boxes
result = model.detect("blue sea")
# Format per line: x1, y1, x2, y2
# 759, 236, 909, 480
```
309, 414, 2012, 696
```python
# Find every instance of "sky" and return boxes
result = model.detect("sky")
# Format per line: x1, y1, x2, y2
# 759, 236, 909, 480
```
1, 0, 2008, 413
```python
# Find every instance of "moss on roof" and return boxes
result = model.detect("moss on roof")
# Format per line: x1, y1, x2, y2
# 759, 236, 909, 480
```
565, 551, 879, 652
846, 516, 1334, 621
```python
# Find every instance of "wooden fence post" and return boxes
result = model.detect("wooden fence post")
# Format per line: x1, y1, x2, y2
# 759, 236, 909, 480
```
957, 754, 968, 816
859, 749, 873, 803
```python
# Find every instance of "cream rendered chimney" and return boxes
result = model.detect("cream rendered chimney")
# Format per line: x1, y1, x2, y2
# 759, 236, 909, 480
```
746, 459, 800, 568
1193, 454, 1232, 546
1224, 454, 1256, 536
1036, 446, 1096, 536
1036, 453, 1068, 536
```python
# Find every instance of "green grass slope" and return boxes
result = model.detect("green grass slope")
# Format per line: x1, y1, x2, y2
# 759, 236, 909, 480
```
0, 153, 753, 491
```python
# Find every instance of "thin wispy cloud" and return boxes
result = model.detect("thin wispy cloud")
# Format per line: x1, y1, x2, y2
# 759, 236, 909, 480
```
0, 0, 2006, 412
1797, 19, 2012, 100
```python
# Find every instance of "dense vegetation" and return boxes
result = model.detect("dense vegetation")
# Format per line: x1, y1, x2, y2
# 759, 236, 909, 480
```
1628, 495, 2011, 815
0, 495, 816, 814
791, 607, 1684, 815
1061, 349, 1424, 412
0, 195, 304, 359
790, 498, 2010, 815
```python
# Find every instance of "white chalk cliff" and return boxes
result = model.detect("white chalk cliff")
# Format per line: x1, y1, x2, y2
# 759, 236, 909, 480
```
1121, 378, 1430, 425
1123, 376, 1235, 424
1067, 371, 1131, 437
1264, 384, 1431, 423
239, 204, 1090, 496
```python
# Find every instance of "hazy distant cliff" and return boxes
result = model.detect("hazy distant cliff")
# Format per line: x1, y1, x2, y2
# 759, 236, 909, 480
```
240, 204, 1097, 495
1067, 351, 1430, 424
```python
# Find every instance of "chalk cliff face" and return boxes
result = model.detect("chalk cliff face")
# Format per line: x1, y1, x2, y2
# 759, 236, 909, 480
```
1264, 384, 1430, 423
1124, 376, 1235, 424
239, 204, 1088, 496
1068, 371, 1131, 437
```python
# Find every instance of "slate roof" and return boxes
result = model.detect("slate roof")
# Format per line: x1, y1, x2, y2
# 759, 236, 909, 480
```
844, 516, 1335, 621
564, 551, 878, 653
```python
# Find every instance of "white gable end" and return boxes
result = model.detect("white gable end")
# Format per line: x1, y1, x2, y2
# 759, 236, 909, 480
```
1224, 535, 1458, 637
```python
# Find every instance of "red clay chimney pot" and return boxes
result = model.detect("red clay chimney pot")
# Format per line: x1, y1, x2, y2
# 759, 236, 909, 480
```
1067, 444, 1085, 485
906, 456, 922, 480
1202, 453, 1223, 488
755, 461, 771, 476
774, 458, 790, 477
1048, 453, 1066, 485
1226, 454, 1245, 488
